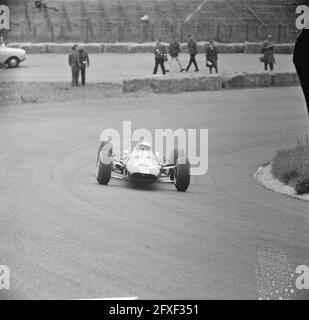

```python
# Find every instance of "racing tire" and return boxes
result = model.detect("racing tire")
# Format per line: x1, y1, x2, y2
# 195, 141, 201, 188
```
174, 157, 190, 192
96, 141, 113, 185
7, 57, 20, 68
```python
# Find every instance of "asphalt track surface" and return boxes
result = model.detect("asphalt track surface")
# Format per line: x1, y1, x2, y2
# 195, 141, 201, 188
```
1, 53, 294, 83
0, 86, 309, 300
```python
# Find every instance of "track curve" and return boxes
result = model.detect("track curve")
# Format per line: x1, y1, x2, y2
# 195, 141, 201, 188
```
0, 87, 309, 299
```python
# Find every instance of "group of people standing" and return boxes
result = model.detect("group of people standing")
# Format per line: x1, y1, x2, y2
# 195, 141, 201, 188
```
68, 44, 90, 87
153, 35, 218, 75
67, 35, 275, 85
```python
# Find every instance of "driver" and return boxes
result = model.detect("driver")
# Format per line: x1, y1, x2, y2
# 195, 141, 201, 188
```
139, 141, 151, 151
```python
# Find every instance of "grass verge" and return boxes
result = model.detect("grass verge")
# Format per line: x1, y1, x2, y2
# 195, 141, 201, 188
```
272, 135, 309, 195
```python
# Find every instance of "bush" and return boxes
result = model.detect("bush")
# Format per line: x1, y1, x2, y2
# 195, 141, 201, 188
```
295, 178, 309, 195
272, 136, 309, 194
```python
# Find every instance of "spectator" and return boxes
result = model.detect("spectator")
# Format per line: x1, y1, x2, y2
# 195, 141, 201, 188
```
78, 48, 90, 86
205, 39, 218, 73
166, 36, 185, 73
185, 35, 199, 72
261, 35, 275, 71
68, 44, 80, 87
153, 39, 166, 75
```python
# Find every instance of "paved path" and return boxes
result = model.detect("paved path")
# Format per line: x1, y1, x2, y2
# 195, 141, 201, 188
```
0, 53, 295, 84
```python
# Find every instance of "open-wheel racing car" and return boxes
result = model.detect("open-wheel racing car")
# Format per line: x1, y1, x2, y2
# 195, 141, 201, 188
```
96, 140, 190, 192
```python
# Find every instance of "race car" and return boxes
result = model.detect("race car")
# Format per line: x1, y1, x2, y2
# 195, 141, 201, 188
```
96, 140, 190, 192
0, 45, 26, 68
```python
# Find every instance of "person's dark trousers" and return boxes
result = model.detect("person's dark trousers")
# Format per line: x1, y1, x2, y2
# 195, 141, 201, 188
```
80, 66, 86, 86
264, 62, 274, 71
153, 58, 165, 75
186, 54, 199, 71
71, 66, 79, 87
209, 63, 218, 74
294, 29, 309, 117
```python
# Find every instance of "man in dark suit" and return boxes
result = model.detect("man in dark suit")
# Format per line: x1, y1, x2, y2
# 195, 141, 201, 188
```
68, 44, 80, 87
78, 48, 90, 86
205, 39, 218, 73
185, 35, 199, 72
261, 35, 275, 71
153, 39, 166, 75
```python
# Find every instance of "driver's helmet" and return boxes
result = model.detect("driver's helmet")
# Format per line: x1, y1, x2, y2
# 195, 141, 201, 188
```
138, 141, 151, 151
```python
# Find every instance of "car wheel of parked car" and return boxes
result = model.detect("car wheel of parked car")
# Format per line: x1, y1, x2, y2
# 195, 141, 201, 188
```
96, 141, 113, 185
7, 57, 20, 68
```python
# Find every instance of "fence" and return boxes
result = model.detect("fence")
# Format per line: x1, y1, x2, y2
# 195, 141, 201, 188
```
4, 0, 300, 44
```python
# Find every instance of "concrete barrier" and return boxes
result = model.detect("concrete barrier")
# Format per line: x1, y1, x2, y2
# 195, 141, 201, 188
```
103, 43, 128, 53
179, 76, 200, 92
152, 77, 181, 93
7, 43, 23, 49
244, 42, 263, 54
222, 73, 247, 89
199, 75, 222, 91
245, 72, 272, 88
1, 82, 122, 105
273, 44, 294, 54
233, 43, 246, 53
46, 43, 73, 54
127, 43, 156, 53
21, 43, 47, 54
123, 77, 153, 92
216, 43, 236, 54
78, 44, 101, 53
271, 72, 299, 87
8, 43, 47, 53
123, 71, 299, 94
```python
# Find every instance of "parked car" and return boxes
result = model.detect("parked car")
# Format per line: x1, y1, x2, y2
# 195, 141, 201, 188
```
0, 45, 26, 68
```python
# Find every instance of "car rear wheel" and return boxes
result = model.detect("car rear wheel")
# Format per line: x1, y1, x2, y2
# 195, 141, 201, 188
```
7, 57, 20, 68
96, 141, 113, 185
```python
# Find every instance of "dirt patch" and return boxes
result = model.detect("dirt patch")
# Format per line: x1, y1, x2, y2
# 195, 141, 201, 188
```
0, 82, 123, 106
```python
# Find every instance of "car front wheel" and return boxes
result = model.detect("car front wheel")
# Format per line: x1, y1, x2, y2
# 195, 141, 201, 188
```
7, 57, 20, 68
174, 157, 190, 192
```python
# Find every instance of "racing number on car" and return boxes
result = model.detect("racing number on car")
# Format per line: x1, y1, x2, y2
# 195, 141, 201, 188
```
0, 5, 10, 30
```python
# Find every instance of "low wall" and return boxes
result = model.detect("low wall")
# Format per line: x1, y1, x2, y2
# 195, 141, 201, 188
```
123, 71, 299, 94
7, 42, 295, 55
0, 82, 122, 105
1, 72, 299, 105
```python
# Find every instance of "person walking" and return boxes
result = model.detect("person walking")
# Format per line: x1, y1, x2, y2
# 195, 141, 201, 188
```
261, 35, 275, 71
185, 35, 199, 72
166, 36, 184, 72
68, 44, 80, 87
78, 48, 90, 86
205, 39, 218, 73
153, 39, 166, 75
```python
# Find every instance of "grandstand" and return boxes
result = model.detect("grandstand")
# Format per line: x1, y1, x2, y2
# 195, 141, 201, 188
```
5, 0, 299, 43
